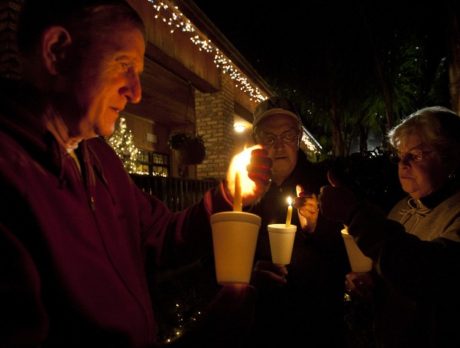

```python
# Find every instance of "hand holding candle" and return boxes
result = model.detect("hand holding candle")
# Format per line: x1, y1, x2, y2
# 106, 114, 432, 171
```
285, 196, 293, 226
294, 185, 319, 232
269, 197, 296, 265
226, 145, 270, 208
214, 145, 265, 284
341, 226, 372, 272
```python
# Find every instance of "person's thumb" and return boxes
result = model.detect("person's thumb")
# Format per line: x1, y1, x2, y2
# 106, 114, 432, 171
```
296, 184, 305, 197
327, 169, 342, 187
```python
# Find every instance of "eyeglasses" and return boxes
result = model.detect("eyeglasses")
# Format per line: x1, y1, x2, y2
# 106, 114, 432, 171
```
257, 129, 300, 147
391, 150, 434, 165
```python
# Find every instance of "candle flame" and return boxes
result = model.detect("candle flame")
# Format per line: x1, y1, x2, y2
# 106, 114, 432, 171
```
227, 144, 262, 198
287, 196, 292, 205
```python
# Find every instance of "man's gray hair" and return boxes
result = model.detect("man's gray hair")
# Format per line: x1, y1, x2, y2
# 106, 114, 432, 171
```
17, 0, 145, 55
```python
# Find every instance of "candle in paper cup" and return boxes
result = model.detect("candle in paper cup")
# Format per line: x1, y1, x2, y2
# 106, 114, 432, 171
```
285, 196, 293, 226
212, 145, 263, 284
211, 211, 261, 284
268, 223, 297, 265
341, 228, 372, 272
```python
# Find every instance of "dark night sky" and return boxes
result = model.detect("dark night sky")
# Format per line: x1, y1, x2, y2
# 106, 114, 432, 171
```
192, 0, 450, 96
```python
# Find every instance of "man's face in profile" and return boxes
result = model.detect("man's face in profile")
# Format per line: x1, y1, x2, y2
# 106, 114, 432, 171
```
60, 24, 145, 139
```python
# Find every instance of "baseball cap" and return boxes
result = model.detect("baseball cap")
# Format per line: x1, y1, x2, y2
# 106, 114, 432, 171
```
253, 96, 302, 130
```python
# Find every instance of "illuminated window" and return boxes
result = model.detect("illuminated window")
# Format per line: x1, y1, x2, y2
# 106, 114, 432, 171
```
136, 149, 169, 177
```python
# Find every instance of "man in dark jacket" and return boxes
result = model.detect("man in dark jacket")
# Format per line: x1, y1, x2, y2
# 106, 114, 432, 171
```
247, 96, 349, 347
0, 1, 271, 347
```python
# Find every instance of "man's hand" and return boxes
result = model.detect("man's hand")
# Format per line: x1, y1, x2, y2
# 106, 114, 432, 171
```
345, 272, 374, 300
224, 146, 272, 208
251, 260, 287, 289
319, 171, 359, 224
294, 185, 319, 233
242, 147, 272, 206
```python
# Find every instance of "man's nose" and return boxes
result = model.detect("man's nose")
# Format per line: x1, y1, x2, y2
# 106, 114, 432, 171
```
273, 136, 285, 148
125, 73, 142, 104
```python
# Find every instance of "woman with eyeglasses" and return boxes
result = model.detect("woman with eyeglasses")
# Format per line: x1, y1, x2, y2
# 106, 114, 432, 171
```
320, 106, 460, 347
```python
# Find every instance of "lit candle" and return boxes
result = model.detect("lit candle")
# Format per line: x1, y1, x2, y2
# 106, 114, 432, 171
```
233, 171, 242, 211
227, 145, 262, 211
285, 196, 293, 226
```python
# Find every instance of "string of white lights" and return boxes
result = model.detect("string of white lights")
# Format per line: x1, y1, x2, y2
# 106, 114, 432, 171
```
147, 0, 267, 102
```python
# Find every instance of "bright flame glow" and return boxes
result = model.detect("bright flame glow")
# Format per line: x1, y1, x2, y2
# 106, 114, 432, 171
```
233, 123, 246, 133
227, 145, 262, 199
287, 196, 292, 205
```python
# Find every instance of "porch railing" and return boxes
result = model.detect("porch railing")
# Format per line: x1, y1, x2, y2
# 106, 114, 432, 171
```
130, 174, 219, 211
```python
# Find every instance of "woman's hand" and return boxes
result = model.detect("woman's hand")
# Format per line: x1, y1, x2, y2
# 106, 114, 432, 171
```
345, 272, 374, 300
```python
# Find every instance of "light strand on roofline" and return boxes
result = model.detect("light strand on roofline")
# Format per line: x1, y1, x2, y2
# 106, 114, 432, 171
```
147, 0, 267, 102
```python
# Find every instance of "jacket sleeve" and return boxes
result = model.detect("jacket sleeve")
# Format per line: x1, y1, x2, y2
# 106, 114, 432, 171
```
347, 203, 460, 301
89, 136, 233, 270
0, 173, 49, 346
136, 180, 232, 269
0, 223, 48, 345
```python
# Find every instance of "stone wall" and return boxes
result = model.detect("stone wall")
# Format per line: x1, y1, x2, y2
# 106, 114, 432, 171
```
195, 73, 235, 180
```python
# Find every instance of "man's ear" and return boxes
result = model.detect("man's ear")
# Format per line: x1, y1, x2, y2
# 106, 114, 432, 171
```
41, 26, 72, 75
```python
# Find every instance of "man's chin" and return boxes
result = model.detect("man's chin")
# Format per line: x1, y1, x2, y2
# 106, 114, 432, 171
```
80, 129, 100, 139
272, 167, 292, 180
95, 124, 116, 138
273, 158, 291, 167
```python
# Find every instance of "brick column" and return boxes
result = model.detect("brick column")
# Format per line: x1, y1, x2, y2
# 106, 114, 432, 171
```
195, 73, 234, 180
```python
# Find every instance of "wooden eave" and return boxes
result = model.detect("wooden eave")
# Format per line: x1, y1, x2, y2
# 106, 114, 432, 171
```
176, 0, 273, 98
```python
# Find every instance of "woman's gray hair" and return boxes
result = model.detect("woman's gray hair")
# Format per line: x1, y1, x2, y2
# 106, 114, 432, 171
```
388, 106, 460, 171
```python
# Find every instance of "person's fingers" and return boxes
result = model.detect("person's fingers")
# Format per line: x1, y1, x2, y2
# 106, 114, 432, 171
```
254, 260, 288, 276
272, 263, 288, 276
345, 278, 355, 293
247, 148, 272, 185
257, 270, 287, 284
293, 196, 307, 209
345, 272, 373, 298
345, 278, 364, 297
250, 148, 271, 168
296, 196, 319, 214
305, 196, 318, 208
294, 191, 316, 205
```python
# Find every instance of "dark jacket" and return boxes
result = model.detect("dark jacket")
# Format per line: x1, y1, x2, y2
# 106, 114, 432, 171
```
0, 79, 230, 348
347, 183, 460, 348
248, 151, 349, 347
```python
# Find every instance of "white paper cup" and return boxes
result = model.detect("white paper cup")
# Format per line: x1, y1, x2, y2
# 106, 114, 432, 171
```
211, 211, 261, 284
268, 224, 297, 265
341, 229, 373, 272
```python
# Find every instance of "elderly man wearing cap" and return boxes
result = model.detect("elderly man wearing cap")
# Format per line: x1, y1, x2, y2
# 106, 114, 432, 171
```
246, 96, 349, 347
